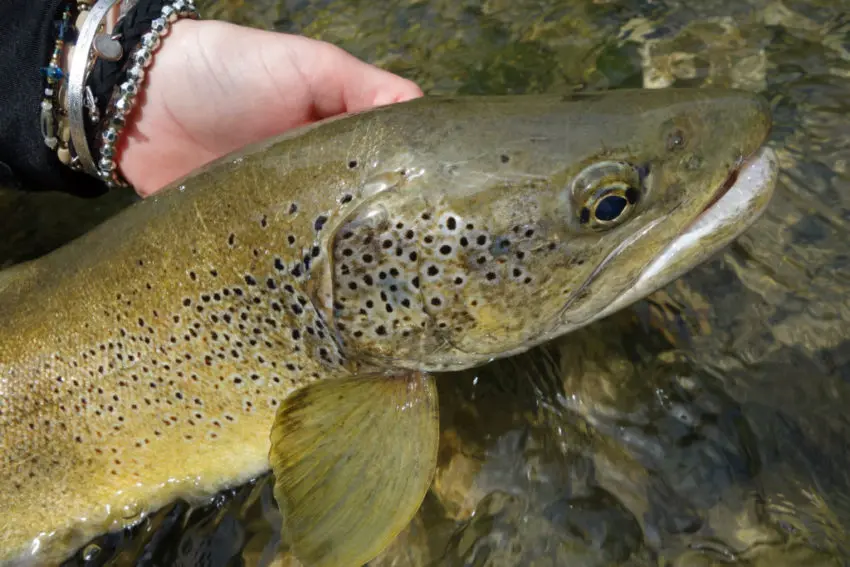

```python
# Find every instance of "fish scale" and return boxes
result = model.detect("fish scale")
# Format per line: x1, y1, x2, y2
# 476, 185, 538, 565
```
0, 90, 776, 566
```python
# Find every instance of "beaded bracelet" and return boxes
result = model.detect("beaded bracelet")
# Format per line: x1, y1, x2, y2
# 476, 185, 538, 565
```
97, 0, 200, 189
40, 3, 74, 157
39, 0, 124, 167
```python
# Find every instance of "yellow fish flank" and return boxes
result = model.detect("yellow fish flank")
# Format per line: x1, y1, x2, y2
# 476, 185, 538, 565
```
0, 90, 778, 566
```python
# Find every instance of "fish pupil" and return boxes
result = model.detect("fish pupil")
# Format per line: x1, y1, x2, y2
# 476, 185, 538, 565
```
594, 194, 628, 222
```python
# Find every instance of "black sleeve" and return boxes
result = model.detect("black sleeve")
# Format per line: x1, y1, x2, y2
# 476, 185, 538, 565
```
0, 0, 108, 197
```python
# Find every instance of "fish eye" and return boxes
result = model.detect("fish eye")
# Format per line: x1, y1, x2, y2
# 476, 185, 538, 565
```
595, 193, 628, 221
570, 161, 644, 230
579, 183, 639, 226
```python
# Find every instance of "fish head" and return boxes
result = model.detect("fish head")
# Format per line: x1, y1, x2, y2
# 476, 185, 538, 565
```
325, 89, 777, 371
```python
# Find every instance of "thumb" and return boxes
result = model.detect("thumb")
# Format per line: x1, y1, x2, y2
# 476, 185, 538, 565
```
281, 35, 424, 117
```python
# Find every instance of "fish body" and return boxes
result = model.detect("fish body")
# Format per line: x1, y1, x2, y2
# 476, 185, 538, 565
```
0, 90, 777, 565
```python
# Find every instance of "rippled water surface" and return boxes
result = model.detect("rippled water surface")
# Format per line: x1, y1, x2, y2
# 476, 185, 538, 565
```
5, 0, 850, 565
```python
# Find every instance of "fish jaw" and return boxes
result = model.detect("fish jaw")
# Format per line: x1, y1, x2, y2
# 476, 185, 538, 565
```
581, 145, 778, 325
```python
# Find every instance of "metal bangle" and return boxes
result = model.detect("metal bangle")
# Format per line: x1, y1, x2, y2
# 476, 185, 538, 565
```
67, 0, 121, 177
97, 0, 199, 189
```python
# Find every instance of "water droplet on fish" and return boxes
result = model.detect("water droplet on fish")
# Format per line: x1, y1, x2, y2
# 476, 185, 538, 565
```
82, 543, 101, 561
122, 501, 142, 520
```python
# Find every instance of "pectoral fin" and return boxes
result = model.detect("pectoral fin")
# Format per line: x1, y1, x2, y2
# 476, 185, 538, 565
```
269, 371, 439, 567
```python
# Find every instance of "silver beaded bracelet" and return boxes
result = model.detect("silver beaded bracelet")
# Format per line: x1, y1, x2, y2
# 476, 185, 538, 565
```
63, 0, 199, 189
97, 0, 199, 189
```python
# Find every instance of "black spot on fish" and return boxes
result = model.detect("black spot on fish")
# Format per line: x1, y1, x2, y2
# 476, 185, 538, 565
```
314, 215, 328, 231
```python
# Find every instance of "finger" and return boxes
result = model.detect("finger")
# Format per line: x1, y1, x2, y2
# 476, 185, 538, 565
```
284, 35, 423, 118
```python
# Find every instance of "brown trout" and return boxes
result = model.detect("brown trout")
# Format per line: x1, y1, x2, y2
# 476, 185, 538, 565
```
0, 90, 778, 566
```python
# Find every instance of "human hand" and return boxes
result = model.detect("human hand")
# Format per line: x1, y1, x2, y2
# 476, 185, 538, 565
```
116, 19, 423, 197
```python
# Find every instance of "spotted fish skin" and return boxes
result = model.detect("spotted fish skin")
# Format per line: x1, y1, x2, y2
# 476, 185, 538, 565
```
0, 120, 363, 564
0, 90, 773, 565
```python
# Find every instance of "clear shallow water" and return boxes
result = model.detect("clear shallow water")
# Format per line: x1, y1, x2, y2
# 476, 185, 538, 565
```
4, 0, 850, 565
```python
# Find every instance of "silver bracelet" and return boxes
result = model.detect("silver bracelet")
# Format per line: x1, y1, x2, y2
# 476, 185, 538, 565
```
98, 0, 200, 189
67, 0, 123, 177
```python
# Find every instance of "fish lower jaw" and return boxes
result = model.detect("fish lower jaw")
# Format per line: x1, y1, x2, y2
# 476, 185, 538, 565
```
642, 145, 778, 281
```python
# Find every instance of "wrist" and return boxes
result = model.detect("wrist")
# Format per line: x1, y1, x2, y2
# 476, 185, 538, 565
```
45, 0, 199, 191
115, 18, 216, 196
90, 0, 200, 189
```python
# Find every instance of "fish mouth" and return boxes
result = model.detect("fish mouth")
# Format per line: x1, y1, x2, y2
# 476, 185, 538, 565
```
705, 157, 743, 211
584, 144, 779, 324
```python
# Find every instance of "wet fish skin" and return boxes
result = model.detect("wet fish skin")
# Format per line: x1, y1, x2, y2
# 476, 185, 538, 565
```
0, 89, 772, 565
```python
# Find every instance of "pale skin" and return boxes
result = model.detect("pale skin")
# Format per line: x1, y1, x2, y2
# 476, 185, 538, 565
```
114, 19, 424, 197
